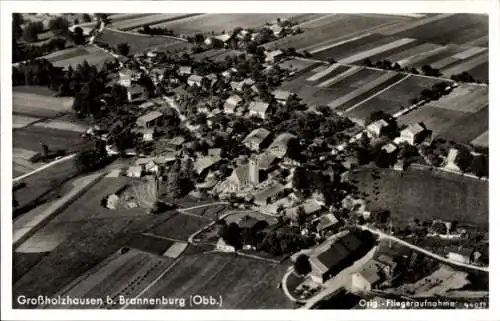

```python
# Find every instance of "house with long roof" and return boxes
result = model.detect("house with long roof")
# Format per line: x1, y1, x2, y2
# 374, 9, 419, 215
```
248, 101, 271, 119
242, 128, 272, 151
224, 94, 243, 114
400, 123, 427, 145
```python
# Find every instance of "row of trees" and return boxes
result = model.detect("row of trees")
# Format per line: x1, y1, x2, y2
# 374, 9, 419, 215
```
455, 145, 488, 177
138, 24, 176, 36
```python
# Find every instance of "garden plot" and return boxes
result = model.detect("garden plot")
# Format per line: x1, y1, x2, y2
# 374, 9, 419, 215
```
129, 252, 293, 309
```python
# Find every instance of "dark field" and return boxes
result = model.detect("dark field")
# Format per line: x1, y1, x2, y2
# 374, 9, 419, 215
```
151, 213, 210, 241
96, 28, 192, 54
131, 252, 294, 309
13, 127, 83, 154
390, 14, 488, 45
345, 75, 445, 120
351, 167, 488, 228
467, 62, 489, 82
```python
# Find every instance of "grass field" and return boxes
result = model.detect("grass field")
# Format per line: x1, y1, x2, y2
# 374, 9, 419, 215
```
150, 13, 302, 36
131, 252, 293, 309
44, 45, 115, 69
427, 85, 488, 113
471, 131, 488, 148
151, 213, 210, 241
96, 28, 191, 54
386, 14, 488, 46
351, 167, 488, 228
13, 156, 79, 211
13, 91, 74, 118
437, 106, 488, 144
345, 75, 445, 120
13, 127, 83, 154
110, 14, 195, 31
264, 14, 406, 52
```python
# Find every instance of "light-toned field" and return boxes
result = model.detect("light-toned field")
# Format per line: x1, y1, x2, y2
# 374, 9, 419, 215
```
13, 91, 74, 117
33, 119, 87, 133
13, 147, 40, 177
427, 84, 488, 113
471, 131, 488, 148
110, 13, 193, 31
130, 252, 293, 309
46, 45, 116, 69
13, 115, 40, 129
442, 52, 489, 78
151, 13, 307, 35
339, 38, 416, 64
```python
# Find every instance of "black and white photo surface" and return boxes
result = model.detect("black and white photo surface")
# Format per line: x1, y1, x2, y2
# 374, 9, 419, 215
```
2, 2, 495, 318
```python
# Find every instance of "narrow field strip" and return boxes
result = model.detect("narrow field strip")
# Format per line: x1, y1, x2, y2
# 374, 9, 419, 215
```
297, 13, 336, 28
317, 66, 363, 88
452, 46, 487, 60
310, 33, 372, 54
13, 158, 39, 171
442, 52, 489, 78
33, 120, 87, 133
343, 74, 411, 114
339, 38, 416, 64
307, 63, 341, 82
398, 45, 449, 67
327, 72, 402, 110
108, 13, 152, 22
461, 35, 489, 48
377, 13, 454, 35
431, 56, 461, 70
387, 43, 441, 63
13, 115, 41, 129
112, 14, 193, 31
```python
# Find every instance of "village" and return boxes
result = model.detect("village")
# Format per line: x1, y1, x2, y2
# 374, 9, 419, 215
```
11, 12, 489, 310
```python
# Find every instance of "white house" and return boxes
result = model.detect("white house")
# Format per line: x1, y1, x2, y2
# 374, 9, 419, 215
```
216, 238, 235, 252
223, 94, 243, 114
248, 101, 271, 119
273, 90, 294, 104
447, 248, 474, 264
136, 111, 163, 128
127, 85, 148, 102
187, 74, 203, 87
265, 49, 284, 63
178, 66, 192, 75
127, 165, 143, 178
351, 263, 383, 292
366, 119, 389, 138
400, 123, 426, 145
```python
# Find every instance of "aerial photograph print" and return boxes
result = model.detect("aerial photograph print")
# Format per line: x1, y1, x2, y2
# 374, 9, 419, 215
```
9, 10, 489, 312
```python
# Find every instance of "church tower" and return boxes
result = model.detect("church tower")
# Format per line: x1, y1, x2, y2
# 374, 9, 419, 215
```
249, 155, 259, 185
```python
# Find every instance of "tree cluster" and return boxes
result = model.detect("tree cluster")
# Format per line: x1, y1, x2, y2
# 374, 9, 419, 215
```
138, 24, 176, 36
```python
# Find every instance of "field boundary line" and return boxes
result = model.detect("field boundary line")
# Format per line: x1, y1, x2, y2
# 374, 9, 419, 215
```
343, 74, 411, 114
310, 33, 372, 55
104, 27, 188, 42
13, 153, 77, 183
120, 255, 184, 309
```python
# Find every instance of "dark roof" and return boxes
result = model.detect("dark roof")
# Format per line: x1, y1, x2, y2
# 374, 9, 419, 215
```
317, 242, 349, 270
238, 216, 260, 229
337, 233, 363, 252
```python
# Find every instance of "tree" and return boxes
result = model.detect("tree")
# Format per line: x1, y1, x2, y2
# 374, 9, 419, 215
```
296, 206, 307, 229
73, 26, 85, 45
470, 154, 488, 178
12, 13, 24, 40
74, 140, 107, 172
82, 13, 92, 23
292, 166, 310, 194
22, 22, 44, 42
193, 33, 205, 46
117, 42, 130, 56
221, 222, 242, 249
294, 254, 312, 275
49, 17, 70, 35
373, 209, 390, 224
455, 146, 473, 172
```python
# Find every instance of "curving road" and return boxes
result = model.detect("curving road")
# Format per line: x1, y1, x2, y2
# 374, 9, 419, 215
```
359, 225, 489, 273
